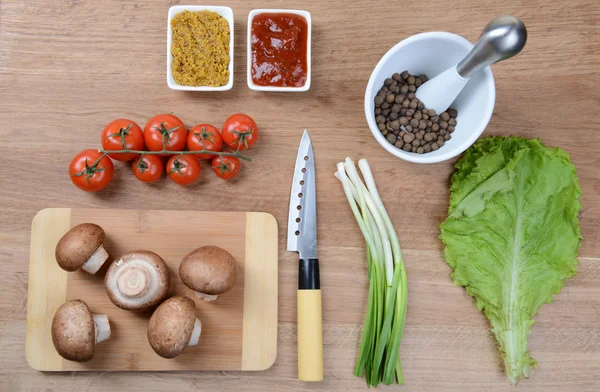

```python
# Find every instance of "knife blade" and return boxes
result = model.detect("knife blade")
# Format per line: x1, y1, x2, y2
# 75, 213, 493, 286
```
287, 130, 323, 382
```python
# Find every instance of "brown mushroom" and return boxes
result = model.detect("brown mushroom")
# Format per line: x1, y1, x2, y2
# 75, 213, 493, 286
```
104, 250, 170, 311
147, 296, 201, 358
51, 299, 111, 362
55, 223, 109, 274
179, 246, 237, 301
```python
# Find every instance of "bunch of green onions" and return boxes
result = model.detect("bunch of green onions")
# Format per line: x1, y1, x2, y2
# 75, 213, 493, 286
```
335, 158, 408, 386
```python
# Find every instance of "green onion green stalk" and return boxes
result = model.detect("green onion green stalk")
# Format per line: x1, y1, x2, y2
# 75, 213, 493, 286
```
335, 158, 408, 387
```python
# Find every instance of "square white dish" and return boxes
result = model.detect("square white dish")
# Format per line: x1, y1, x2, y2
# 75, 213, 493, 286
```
167, 5, 234, 91
247, 9, 311, 92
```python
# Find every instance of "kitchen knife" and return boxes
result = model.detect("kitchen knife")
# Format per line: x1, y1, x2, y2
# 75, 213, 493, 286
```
287, 130, 323, 382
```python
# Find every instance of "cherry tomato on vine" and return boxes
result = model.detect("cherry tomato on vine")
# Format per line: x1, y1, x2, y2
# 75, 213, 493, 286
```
187, 124, 223, 160
144, 114, 187, 156
212, 155, 240, 180
132, 155, 163, 183
166, 155, 201, 186
221, 114, 258, 151
101, 119, 144, 161
69, 149, 114, 192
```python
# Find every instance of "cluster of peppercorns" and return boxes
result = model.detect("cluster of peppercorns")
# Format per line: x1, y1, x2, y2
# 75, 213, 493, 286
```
374, 71, 458, 154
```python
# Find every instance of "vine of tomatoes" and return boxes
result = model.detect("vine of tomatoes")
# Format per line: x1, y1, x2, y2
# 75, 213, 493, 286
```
69, 114, 258, 192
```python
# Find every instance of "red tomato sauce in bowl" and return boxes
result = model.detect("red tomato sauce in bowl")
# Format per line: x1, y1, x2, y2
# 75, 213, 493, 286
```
250, 13, 308, 87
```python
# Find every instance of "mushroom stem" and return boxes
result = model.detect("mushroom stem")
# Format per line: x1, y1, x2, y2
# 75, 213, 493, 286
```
117, 266, 151, 298
81, 245, 109, 274
195, 292, 219, 301
93, 314, 111, 344
188, 318, 202, 347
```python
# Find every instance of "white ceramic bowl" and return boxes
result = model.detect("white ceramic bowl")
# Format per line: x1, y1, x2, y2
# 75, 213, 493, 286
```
247, 9, 311, 92
167, 5, 234, 91
365, 32, 496, 164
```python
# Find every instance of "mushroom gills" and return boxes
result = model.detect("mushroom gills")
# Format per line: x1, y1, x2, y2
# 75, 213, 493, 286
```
195, 292, 219, 301
93, 314, 111, 344
188, 318, 202, 347
81, 245, 109, 274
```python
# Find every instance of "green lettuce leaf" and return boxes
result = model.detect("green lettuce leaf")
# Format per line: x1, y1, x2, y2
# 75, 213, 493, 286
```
440, 137, 582, 385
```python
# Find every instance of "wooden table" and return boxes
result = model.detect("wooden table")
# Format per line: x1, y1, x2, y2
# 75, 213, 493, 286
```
1, 0, 599, 390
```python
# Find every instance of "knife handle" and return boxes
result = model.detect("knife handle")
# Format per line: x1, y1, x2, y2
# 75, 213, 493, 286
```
298, 258, 323, 382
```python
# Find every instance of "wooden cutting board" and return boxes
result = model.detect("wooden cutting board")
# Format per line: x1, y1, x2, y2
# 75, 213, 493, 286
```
25, 208, 278, 372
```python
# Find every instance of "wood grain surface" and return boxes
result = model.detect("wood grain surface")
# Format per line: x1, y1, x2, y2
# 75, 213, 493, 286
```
1, 0, 599, 391
25, 208, 277, 372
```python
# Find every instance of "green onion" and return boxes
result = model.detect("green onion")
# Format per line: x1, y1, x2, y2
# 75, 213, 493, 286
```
335, 158, 408, 386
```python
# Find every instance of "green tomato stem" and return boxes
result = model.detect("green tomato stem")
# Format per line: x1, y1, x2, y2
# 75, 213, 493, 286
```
98, 148, 252, 162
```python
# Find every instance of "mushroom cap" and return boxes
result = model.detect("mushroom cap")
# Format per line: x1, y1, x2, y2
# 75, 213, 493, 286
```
147, 296, 197, 358
179, 246, 237, 296
104, 250, 170, 311
55, 223, 105, 271
51, 299, 96, 362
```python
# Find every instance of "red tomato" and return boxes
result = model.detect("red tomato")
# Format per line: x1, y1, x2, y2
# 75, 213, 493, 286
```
69, 149, 114, 192
101, 119, 144, 161
166, 155, 201, 186
144, 114, 187, 155
212, 155, 241, 180
221, 114, 258, 151
187, 124, 223, 160
132, 155, 163, 183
